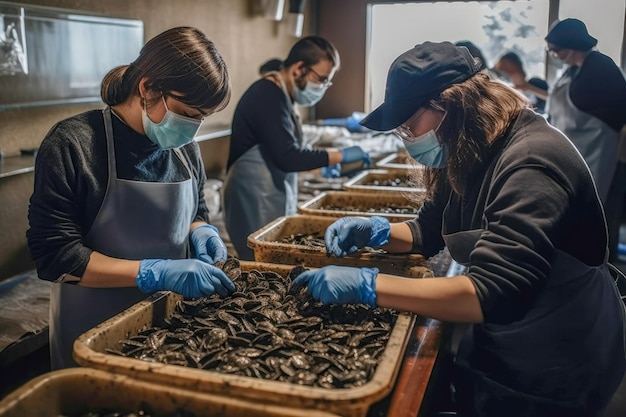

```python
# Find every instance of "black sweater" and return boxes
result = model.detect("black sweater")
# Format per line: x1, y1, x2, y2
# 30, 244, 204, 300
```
227, 78, 328, 171
27, 110, 209, 282
405, 110, 607, 323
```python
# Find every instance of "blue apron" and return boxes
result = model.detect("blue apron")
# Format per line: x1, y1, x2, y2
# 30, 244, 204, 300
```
441, 148, 626, 416
223, 72, 300, 260
49, 107, 197, 369
547, 66, 621, 202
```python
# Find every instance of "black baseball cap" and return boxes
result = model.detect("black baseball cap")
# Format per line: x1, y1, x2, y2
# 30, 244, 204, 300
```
545, 18, 597, 51
361, 41, 482, 131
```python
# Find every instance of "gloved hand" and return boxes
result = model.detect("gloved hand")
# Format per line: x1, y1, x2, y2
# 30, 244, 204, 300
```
190, 224, 227, 265
341, 146, 371, 167
136, 258, 235, 299
320, 163, 341, 178
325, 216, 390, 258
292, 265, 378, 306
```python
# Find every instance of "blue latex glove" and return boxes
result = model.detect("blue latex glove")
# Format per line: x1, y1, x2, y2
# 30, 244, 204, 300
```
292, 265, 379, 307
325, 216, 390, 258
341, 146, 371, 166
190, 224, 227, 265
320, 163, 341, 178
136, 258, 235, 298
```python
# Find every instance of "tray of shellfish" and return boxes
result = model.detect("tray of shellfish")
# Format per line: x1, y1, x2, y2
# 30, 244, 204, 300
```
248, 214, 431, 278
74, 260, 416, 417
342, 168, 424, 194
0, 368, 340, 417
375, 151, 415, 169
297, 190, 425, 222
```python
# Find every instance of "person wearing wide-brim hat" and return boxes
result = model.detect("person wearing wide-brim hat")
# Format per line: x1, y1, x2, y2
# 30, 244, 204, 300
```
293, 41, 626, 416
543, 18, 626, 203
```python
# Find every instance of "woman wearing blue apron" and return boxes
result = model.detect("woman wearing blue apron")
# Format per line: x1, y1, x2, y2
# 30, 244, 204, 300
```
294, 42, 626, 416
223, 36, 371, 260
27, 27, 236, 369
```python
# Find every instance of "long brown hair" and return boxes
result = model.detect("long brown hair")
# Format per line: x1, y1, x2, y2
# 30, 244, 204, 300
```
417, 72, 530, 199
101, 27, 231, 111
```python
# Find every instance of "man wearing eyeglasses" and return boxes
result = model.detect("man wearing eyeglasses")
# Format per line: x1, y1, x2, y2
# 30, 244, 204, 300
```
540, 19, 626, 204
223, 36, 371, 260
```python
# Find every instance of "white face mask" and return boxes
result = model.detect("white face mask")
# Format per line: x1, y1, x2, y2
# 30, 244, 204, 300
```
292, 80, 329, 107
142, 97, 203, 149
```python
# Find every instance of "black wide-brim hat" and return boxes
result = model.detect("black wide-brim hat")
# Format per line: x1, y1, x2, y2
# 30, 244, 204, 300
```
545, 18, 598, 51
360, 41, 482, 132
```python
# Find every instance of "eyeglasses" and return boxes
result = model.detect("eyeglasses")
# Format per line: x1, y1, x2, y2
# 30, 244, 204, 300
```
546, 45, 563, 57
392, 108, 428, 142
308, 67, 333, 88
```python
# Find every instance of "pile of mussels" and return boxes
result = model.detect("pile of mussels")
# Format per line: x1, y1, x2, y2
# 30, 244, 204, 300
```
107, 258, 398, 389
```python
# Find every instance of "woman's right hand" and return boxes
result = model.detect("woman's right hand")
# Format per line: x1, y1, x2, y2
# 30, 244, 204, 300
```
136, 258, 235, 299
324, 216, 391, 258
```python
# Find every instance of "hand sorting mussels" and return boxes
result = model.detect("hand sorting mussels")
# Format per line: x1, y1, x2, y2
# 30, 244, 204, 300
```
106, 259, 398, 389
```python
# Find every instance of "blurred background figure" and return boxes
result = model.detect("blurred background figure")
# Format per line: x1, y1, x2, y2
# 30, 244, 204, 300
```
259, 58, 282, 76
454, 40, 488, 70
543, 18, 626, 205
494, 51, 548, 114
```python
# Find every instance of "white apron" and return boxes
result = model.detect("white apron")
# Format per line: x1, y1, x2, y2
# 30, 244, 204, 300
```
49, 107, 197, 369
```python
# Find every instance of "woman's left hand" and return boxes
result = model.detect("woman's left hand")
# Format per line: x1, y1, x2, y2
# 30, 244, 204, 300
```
190, 224, 228, 265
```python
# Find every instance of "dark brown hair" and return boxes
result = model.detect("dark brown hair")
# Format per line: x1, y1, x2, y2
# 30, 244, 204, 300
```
101, 27, 230, 111
416, 72, 530, 199
283, 36, 340, 70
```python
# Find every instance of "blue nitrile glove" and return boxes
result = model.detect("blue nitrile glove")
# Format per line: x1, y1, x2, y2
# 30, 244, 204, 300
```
320, 163, 341, 178
341, 146, 372, 167
190, 224, 228, 265
292, 265, 379, 307
325, 216, 390, 258
136, 258, 235, 299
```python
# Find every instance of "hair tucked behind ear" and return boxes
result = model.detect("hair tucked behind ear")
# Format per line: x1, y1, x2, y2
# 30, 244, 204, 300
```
420, 72, 530, 199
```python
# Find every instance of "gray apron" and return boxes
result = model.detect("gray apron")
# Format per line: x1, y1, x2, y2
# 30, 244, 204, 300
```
223, 73, 300, 260
548, 66, 620, 202
441, 152, 626, 416
49, 107, 197, 369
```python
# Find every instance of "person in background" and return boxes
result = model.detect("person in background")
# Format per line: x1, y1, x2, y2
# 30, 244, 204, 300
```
27, 27, 236, 369
259, 58, 282, 76
293, 41, 626, 416
223, 36, 371, 260
454, 41, 488, 70
494, 51, 548, 114
526, 18, 625, 203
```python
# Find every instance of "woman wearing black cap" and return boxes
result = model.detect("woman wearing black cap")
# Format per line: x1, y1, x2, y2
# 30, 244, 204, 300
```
293, 41, 626, 416
541, 19, 624, 203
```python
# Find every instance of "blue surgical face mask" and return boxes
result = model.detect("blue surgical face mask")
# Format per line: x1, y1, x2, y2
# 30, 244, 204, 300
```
403, 129, 448, 168
142, 97, 203, 149
292, 80, 328, 107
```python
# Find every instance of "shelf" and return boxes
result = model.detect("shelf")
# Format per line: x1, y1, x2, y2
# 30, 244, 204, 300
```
0, 126, 231, 180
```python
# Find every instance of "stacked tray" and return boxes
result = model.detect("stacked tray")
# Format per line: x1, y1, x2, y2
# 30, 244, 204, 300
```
0, 368, 340, 417
297, 190, 424, 222
343, 168, 424, 194
376, 152, 414, 169
247, 215, 430, 278
73, 261, 417, 417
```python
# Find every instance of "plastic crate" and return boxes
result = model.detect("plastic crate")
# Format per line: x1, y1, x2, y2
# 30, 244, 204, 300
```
247, 215, 430, 278
74, 262, 416, 417
0, 368, 340, 417
343, 168, 423, 194
298, 191, 424, 222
